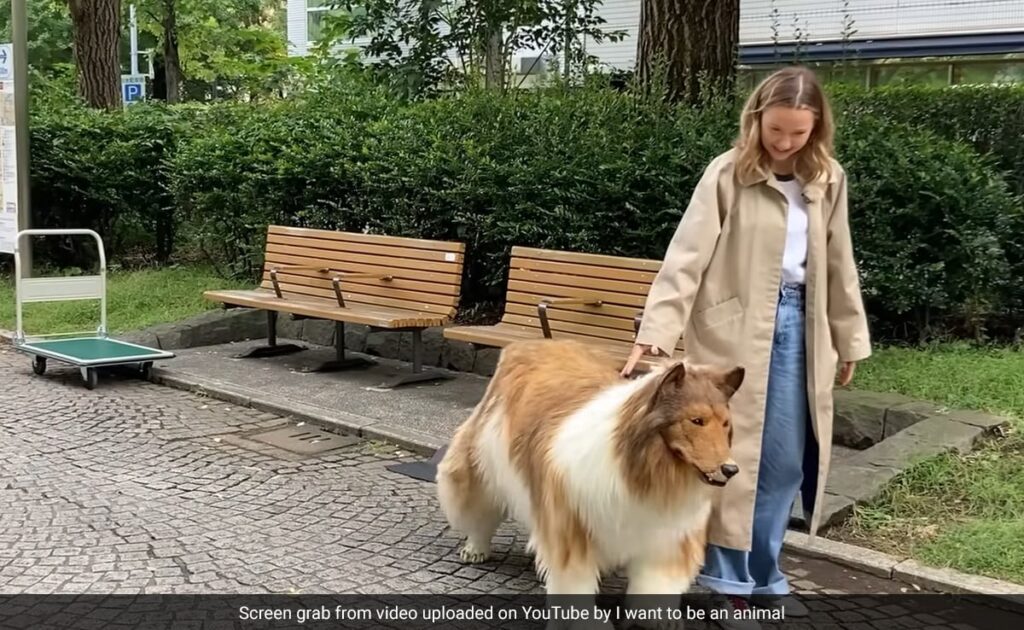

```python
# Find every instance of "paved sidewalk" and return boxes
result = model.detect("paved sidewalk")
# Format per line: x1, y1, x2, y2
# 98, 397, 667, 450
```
6, 346, 1022, 629
1, 345, 894, 596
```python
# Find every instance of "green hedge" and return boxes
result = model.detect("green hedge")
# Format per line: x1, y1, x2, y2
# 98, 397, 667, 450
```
834, 115, 1023, 339
20, 83, 1024, 342
830, 84, 1024, 198
29, 103, 188, 265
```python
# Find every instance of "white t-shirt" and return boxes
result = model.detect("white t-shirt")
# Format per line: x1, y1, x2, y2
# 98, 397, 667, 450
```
775, 174, 808, 285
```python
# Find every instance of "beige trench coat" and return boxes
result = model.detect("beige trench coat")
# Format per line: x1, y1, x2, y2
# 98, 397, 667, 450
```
636, 148, 872, 551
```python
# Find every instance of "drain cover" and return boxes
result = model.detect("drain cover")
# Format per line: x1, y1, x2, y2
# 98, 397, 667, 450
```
247, 425, 360, 455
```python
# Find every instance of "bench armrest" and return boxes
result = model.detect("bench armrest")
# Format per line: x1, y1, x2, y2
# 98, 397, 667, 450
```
268, 264, 330, 298
330, 271, 393, 307
537, 297, 603, 339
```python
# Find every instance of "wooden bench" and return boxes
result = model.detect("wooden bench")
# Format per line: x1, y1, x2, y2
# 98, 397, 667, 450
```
442, 246, 683, 371
204, 225, 466, 387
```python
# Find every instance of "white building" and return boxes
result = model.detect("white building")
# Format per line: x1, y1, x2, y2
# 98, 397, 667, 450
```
287, 1, 1024, 85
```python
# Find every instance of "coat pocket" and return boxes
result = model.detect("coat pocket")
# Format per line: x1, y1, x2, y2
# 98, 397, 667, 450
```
695, 297, 743, 330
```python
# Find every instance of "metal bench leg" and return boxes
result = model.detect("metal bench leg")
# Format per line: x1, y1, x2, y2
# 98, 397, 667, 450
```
299, 322, 376, 373
379, 329, 454, 388
233, 311, 305, 359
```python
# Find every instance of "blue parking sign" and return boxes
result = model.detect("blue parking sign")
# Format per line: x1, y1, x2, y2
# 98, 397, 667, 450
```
121, 74, 146, 106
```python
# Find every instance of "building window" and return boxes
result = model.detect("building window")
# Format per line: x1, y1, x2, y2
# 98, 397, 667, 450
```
956, 60, 1024, 85
307, 0, 336, 43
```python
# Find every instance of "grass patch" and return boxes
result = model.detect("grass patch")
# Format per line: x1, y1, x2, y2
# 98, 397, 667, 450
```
830, 342, 1024, 585
0, 265, 252, 336
853, 342, 1024, 419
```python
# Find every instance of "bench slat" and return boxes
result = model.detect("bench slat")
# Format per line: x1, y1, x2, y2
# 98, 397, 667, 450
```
505, 291, 639, 320
270, 225, 464, 254
504, 303, 637, 333
261, 269, 459, 298
260, 272, 459, 307
507, 279, 645, 309
271, 234, 465, 264
511, 246, 662, 272
509, 267, 654, 297
265, 252, 461, 287
502, 313, 638, 344
204, 290, 448, 328
267, 243, 462, 275
258, 283, 456, 317
509, 257, 658, 283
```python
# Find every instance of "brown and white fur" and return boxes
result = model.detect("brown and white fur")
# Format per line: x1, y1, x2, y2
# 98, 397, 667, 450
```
437, 339, 744, 614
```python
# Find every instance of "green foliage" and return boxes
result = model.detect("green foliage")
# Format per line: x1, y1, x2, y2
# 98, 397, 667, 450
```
131, 0, 299, 101
836, 114, 1024, 339
4, 0, 298, 103
29, 100, 188, 264
829, 83, 1024, 197
26, 82, 1024, 342
167, 76, 400, 275
0, 0, 73, 71
312, 0, 626, 99
169, 85, 738, 296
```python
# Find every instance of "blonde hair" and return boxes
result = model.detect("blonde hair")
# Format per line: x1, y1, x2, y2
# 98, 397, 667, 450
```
734, 66, 835, 185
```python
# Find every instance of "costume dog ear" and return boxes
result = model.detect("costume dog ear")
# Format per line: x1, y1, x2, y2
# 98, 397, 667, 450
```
647, 361, 686, 410
717, 366, 745, 398
657, 361, 687, 392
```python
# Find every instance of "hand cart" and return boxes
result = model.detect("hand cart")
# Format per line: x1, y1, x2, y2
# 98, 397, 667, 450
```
12, 229, 175, 390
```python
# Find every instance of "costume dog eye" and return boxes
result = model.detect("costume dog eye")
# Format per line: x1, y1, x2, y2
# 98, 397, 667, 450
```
690, 417, 705, 426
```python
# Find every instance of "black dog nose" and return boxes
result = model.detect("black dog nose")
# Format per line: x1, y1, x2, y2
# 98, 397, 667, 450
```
720, 464, 739, 478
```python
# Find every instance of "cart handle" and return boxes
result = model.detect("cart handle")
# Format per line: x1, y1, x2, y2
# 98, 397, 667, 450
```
13, 229, 108, 343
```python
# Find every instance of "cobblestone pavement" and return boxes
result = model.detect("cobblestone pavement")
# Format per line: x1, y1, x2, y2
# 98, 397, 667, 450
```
2, 348, 1020, 629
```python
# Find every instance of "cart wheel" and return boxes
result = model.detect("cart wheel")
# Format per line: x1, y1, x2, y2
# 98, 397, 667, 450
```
140, 362, 153, 380
84, 368, 98, 390
32, 356, 46, 375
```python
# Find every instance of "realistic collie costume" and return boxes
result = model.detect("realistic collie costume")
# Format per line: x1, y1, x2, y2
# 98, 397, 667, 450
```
437, 339, 744, 599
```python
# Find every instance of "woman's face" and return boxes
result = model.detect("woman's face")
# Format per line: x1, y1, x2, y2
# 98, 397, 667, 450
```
760, 105, 816, 166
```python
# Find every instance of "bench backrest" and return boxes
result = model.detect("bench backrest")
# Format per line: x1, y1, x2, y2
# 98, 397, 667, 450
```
500, 246, 684, 352
260, 225, 465, 319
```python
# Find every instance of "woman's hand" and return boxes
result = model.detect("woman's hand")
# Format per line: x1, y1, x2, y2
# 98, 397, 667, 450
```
621, 344, 658, 377
837, 361, 857, 386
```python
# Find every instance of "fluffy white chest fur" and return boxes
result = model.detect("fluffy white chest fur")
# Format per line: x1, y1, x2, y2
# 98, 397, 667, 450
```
479, 381, 713, 571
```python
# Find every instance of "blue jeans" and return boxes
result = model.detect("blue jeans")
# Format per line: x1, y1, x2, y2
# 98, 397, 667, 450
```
696, 282, 819, 596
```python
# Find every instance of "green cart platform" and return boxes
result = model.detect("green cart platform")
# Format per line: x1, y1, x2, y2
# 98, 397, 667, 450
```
12, 229, 175, 390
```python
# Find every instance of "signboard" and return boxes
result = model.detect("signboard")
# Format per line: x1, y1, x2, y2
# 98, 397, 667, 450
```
0, 42, 17, 254
121, 74, 146, 107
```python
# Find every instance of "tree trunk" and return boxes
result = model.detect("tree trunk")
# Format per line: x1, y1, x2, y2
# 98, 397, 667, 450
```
68, 0, 123, 110
484, 28, 504, 90
636, 0, 740, 104
162, 0, 183, 103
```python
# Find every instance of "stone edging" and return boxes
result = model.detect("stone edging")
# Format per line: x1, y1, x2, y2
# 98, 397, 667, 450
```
784, 531, 1024, 597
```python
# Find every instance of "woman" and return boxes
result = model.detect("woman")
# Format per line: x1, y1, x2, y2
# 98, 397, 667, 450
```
621, 66, 871, 625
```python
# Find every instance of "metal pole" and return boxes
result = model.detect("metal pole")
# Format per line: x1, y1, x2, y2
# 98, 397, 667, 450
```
129, 4, 139, 76
12, 0, 30, 278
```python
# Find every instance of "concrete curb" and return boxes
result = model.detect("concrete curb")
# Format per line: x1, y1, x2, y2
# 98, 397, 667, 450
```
149, 368, 441, 458
783, 532, 1023, 596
